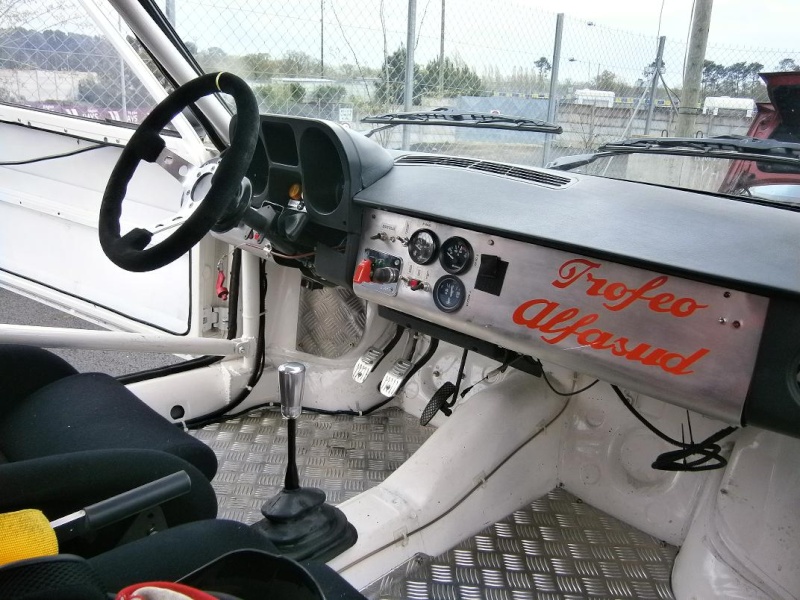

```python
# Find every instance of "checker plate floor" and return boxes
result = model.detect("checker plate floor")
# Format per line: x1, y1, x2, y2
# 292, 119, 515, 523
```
362, 487, 677, 600
192, 406, 434, 524
195, 410, 677, 598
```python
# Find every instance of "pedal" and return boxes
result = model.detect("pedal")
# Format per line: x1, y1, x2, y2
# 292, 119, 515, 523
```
352, 347, 384, 383
420, 382, 457, 426
379, 359, 414, 397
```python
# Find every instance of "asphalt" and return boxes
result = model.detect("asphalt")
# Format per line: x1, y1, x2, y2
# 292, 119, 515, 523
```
0, 287, 183, 376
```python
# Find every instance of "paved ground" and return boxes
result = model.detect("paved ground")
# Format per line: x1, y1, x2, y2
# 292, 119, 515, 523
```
0, 287, 182, 375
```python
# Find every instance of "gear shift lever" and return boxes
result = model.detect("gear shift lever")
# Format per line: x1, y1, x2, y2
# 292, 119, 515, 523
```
253, 362, 357, 561
279, 362, 304, 490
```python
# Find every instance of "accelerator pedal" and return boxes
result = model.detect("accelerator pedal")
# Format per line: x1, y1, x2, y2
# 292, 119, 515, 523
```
420, 382, 457, 426
352, 347, 384, 383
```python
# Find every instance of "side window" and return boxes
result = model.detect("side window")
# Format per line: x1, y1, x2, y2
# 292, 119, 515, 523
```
0, 0, 170, 125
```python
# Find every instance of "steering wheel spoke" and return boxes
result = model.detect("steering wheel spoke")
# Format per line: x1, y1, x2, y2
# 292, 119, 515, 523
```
154, 146, 199, 184
148, 199, 203, 236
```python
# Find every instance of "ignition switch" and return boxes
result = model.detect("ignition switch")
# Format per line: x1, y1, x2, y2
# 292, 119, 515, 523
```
372, 267, 399, 284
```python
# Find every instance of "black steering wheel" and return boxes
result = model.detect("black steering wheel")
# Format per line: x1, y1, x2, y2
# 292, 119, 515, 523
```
99, 72, 260, 272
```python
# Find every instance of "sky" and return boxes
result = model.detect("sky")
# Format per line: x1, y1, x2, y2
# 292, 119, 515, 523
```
541, 0, 794, 49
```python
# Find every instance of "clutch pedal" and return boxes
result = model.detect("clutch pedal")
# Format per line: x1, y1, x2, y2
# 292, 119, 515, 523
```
352, 347, 384, 383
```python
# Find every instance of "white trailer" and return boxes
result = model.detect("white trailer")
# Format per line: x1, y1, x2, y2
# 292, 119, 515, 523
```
702, 96, 757, 117
574, 88, 615, 107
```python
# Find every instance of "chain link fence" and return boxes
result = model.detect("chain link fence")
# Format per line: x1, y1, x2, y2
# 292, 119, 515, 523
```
0, 0, 165, 123
2, 0, 799, 166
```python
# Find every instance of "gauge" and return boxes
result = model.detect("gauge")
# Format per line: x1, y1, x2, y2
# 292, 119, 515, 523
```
433, 275, 466, 313
439, 236, 474, 274
407, 229, 439, 265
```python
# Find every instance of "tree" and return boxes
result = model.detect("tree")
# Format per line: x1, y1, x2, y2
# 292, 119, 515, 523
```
242, 53, 274, 81
196, 46, 229, 72
252, 84, 291, 111
592, 70, 618, 91
777, 58, 800, 72
418, 56, 483, 98
702, 60, 725, 95
700, 60, 766, 99
288, 82, 305, 102
277, 51, 319, 77
375, 46, 420, 105
314, 84, 346, 105
534, 56, 551, 82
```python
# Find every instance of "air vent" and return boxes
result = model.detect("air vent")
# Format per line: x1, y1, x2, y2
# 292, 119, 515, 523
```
396, 155, 479, 168
395, 155, 573, 188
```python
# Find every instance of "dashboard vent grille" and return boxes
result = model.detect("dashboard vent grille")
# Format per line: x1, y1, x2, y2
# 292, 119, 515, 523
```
395, 155, 573, 188
396, 155, 479, 168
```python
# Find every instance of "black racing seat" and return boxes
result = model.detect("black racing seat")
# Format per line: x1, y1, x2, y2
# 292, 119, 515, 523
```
0, 344, 219, 553
0, 519, 366, 599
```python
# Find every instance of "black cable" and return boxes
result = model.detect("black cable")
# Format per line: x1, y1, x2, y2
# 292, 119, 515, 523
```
187, 260, 268, 428
459, 353, 513, 398
447, 348, 470, 408
400, 337, 439, 388
611, 384, 737, 471
542, 370, 599, 397
0, 144, 108, 166
370, 325, 404, 372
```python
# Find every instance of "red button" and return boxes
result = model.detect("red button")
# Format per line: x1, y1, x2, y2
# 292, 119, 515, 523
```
353, 259, 372, 284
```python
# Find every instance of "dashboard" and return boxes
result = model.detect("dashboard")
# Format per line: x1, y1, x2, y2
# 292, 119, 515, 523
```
220, 115, 800, 438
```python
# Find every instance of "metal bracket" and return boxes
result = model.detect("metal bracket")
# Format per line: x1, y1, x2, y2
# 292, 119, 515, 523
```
234, 337, 255, 356
201, 306, 229, 332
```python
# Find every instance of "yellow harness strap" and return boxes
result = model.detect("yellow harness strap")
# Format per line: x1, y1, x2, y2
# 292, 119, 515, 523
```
0, 509, 58, 566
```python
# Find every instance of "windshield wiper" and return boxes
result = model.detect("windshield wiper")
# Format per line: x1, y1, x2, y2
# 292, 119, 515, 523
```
549, 135, 800, 171
363, 108, 562, 137
601, 135, 800, 159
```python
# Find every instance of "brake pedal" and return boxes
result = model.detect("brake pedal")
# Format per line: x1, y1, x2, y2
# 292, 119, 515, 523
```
352, 347, 384, 383
379, 359, 414, 397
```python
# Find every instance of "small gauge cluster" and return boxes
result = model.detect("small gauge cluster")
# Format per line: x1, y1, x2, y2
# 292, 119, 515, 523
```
405, 228, 474, 313
407, 229, 474, 274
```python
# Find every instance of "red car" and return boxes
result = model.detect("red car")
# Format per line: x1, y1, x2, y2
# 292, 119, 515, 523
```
720, 71, 800, 205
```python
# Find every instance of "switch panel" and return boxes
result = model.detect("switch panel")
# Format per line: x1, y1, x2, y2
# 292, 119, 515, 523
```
353, 248, 403, 296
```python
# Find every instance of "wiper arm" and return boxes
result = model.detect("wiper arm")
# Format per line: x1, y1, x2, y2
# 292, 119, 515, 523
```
600, 135, 800, 159
547, 152, 610, 170
363, 108, 562, 136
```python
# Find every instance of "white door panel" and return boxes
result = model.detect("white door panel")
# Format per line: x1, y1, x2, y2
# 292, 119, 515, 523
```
0, 122, 191, 333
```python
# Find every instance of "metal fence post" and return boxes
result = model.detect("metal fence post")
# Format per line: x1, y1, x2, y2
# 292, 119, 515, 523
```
542, 13, 563, 167
644, 36, 666, 136
402, 0, 417, 151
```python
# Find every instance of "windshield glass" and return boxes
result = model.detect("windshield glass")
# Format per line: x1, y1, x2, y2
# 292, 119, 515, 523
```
155, 0, 800, 199
565, 154, 800, 208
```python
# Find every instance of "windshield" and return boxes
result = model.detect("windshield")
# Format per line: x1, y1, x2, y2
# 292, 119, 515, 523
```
153, 0, 800, 197
564, 153, 800, 208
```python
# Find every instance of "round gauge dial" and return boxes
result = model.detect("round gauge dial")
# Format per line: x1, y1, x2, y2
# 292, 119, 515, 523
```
433, 275, 466, 313
407, 229, 439, 265
439, 236, 474, 274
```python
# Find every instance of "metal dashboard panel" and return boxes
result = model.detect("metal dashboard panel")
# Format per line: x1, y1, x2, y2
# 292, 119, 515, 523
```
353, 208, 769, 423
